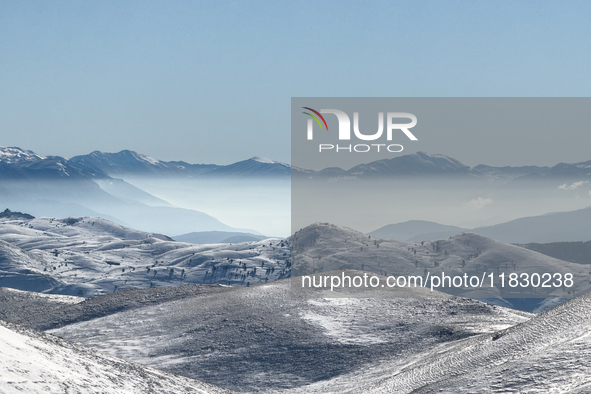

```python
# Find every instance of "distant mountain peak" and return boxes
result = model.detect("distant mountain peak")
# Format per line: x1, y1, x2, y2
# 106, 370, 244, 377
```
135, 152, 161, 165
411, 151, 469, 165
0, 146, 45, 164
89, 149, 162, 164
250, 156, 276, 164
67, 150, 290, 177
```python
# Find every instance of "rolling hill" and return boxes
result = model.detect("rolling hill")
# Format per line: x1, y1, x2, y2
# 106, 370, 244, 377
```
293, 222, 589, 300
0, 215, 290, 296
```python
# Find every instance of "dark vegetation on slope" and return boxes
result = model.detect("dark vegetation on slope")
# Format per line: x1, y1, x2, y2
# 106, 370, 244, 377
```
0, 284, 229, 331
0, 208, 34, 220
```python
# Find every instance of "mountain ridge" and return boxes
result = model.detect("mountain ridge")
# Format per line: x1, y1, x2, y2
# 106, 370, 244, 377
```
370, 205, 591, 243
5, 146, 591, 181
69, 150, 291, 178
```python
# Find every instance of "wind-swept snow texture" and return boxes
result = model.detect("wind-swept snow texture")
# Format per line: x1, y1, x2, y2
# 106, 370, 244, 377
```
0, 320, 234, 394
48, 277, 530, 392
344, 289, 591, 393
0, 216, 290, 296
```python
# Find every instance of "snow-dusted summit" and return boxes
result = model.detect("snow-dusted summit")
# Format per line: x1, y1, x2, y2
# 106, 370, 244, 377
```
68, 150, 290, 177
0, 147, 45, 164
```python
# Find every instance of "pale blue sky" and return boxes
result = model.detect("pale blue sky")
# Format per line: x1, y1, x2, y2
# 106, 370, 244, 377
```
1, 1, 591, 166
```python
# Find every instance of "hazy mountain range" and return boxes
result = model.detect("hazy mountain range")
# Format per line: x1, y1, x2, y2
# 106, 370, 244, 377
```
0, 147, 278, 236
0, 147, 291, 179
3, 146, 591, 239
4, 146, 591, 181
519, 240, 591, 265
174, 231, 270, 244
69, 150, 292, 178
370, 205, 591, 243
295, 151, 591, 180
3, 146, 591, 392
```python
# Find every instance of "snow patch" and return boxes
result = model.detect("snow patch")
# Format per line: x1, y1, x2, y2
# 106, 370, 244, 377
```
251, 156, 276, 164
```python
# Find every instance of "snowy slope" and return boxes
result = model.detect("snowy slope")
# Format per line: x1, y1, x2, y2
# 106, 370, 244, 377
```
0, 320, 233, 394
0, 216, 290, 296
0, 147, 45, 165
343, 289, 591, 393
0, 239, 62, 292
48, 276, 530, 392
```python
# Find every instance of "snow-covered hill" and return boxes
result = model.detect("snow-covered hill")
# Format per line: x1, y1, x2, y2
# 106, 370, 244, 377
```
0, 216, 290, 296
7, 272, 590, 393
0, 319, 233, 394
0, 287, 85, 326
292, 223, 589, 299
46, 276, 530, 392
